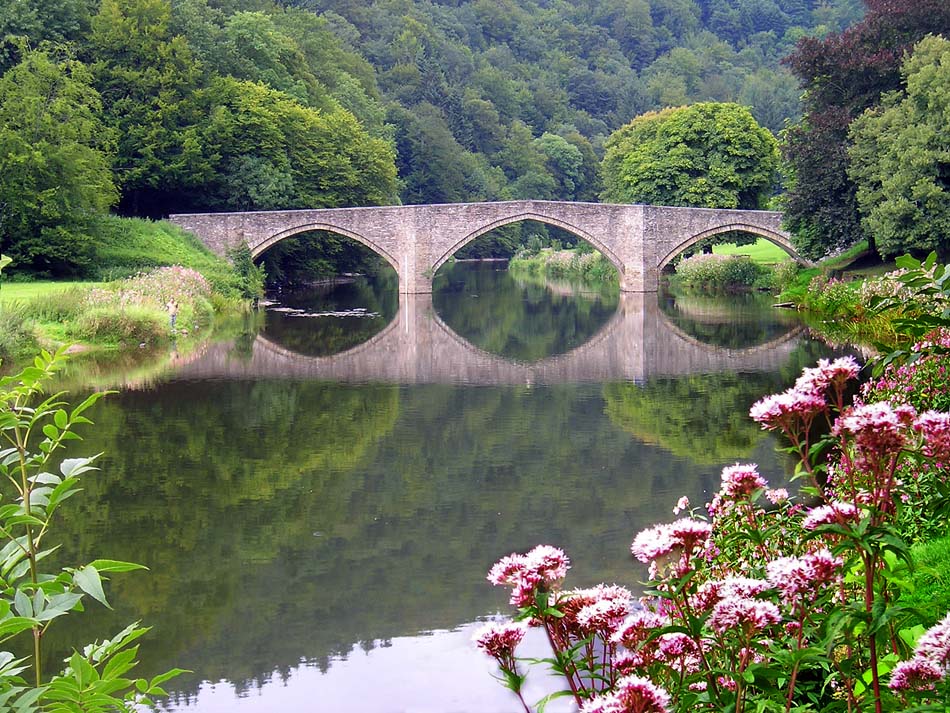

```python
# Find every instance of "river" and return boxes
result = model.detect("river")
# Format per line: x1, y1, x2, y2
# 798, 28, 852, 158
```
45, 262, 844, 712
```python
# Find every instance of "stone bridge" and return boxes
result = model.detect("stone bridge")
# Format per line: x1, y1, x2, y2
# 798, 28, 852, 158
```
171, 292, 805, 385
168, 200, 802, 294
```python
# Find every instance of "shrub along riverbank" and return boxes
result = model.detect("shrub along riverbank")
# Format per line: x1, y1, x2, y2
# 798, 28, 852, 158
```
509, 246, 619, 285
0, 216, 262, 366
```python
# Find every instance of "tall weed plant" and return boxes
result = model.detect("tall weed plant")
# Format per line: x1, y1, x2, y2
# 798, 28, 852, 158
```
478, 355, 950, 712
0, 349, 183, 708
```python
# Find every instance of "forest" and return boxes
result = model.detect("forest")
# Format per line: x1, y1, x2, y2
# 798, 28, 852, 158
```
2, 0, 949, 278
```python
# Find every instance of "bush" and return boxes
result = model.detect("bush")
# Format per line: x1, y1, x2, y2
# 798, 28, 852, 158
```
16, 286, 87, 323
801, 273, 863, 317
0, 303, 38, 363
75, 305, 169, 346
768, 260, 801, 292
674, 253, 764, 290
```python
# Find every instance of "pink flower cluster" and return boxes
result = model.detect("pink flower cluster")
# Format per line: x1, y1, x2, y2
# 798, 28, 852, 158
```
720, 464, 767, 499
630, 519, 711, 575
573, 584, 633, 633
473, 621, 527, 668
612, 611, 666, 652
801, 501, 860, 530
915, 410, 950, 462
889, 612, 950, 692
835, 401, 916, 467
750, 357, 860, 432
580, 675, 671, 713
708, 596, 782, 635
765, 549, 843, 606
794, 357, 861, 399
487, 545, 570, 607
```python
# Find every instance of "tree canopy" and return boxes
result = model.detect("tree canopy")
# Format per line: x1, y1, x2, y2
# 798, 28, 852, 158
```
848, 35, 950, 261
0, 50, 116, 274
600, 102, 779, 209
781, 0, 950, 259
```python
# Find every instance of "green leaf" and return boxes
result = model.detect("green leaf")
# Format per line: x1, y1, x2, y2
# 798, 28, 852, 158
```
74, 566, 110, 608
53, 409, 67, 430
13, 589, 32, 618
59, 455, 100, 479
87, 559, 146, 573
101, 647, 138, 681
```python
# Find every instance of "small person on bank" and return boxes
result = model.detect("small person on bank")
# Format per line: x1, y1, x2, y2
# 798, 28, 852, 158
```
167, 299, 178, 331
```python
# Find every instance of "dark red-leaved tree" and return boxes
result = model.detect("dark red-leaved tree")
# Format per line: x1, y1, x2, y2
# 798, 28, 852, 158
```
782, 0, 950, 260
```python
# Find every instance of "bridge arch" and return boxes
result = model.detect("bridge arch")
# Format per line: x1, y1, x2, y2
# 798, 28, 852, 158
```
657, 223, 804, 272
430, 212, 626, 277
251, 221, 402, 276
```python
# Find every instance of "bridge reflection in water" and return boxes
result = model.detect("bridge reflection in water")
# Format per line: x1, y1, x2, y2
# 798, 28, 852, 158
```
174, 292, 805, 385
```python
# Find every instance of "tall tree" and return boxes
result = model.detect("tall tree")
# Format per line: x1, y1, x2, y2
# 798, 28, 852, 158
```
0, 50, 116, 274
600, 102, 779, 209
848, 35, 950, 260
782, 0, 950, 259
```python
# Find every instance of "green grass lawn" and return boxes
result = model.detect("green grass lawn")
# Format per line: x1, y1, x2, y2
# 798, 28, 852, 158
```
713, 239, 791, 263
0, 282, 99, 304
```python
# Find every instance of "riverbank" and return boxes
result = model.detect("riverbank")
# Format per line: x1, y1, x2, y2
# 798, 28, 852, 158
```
508, 247, 618, 285
0, 216, 261, 368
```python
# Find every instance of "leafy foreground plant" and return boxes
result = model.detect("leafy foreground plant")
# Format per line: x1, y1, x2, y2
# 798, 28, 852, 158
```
478, 356, 950, 713
0, 349, 183, 710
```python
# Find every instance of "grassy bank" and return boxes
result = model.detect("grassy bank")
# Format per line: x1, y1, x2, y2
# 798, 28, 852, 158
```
0, 216, 257, 366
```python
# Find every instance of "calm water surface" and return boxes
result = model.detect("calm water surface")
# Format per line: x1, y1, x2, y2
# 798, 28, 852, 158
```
50, 263, 842, 712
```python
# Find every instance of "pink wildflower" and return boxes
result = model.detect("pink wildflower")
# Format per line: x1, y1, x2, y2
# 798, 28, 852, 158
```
750, 388, 827, 430
719, 464, 767, 499
577, 597, 631, 633
794, 357, 861, 398
802, 501, 860, 530
656, 632, 696, 660
765, 488, 789, 505
487, 545, 570, 607
835, 402, 915, 465
581, 675, 671, 713
630, 519, 711, 565
915, 411, 950, 462
719, 576, 771, 599
888, 658, 945, 692
524, 544, 570, 586
487, 553, 527, 586
673, 496, 690, 515
914, 612, 950, 668
766, 549, 842, 605
708, 596, 781, 634
887, 612, 950, 691
691, 577, 769, 613
613, 610, 666, 649
473, 621, 526, 667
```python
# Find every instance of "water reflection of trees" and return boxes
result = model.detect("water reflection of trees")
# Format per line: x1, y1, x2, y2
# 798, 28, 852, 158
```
44, 381, 744, 699
433, 262, 618, 361
659, 286, 801, 349
603, 342, 834, 464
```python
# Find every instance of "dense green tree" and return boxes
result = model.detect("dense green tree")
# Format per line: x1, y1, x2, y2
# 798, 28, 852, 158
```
848, 35, 950, 260
90, 0, 207, 216
782, 0, 950, 259
199, 76, 398, 210
0, 50, 116, 274
601, 102, 779, 209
